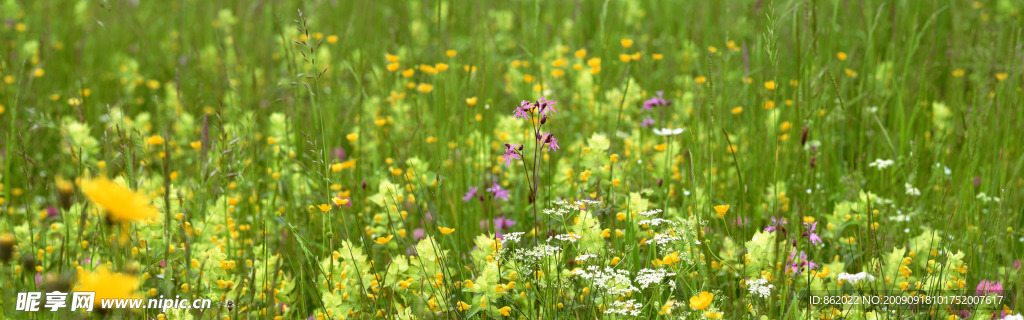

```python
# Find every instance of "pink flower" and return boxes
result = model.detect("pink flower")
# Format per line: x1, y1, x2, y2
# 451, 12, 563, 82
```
487, 183, 510, 201
976, 280, 1003, 296
513, 100, 532, 120
463, 187, 478, 202
501, 143, 521, 167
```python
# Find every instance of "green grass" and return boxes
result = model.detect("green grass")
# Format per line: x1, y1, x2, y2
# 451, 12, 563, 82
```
1, 0, 1022, 319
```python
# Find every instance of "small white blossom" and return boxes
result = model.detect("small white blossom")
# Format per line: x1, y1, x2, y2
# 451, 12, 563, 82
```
638, 209, 663, 217
635, 268, 676, 289
747, 277, 774, 298
904, 183, 921, 196
637, 218, 676, 227
501, 232, 526, 244
576, 254, 597, 262
837, 272, 875, 284
605, 299, 643, 316
551, 233, 582, 242
653, 128, 685, 136
868, 159, 894, 169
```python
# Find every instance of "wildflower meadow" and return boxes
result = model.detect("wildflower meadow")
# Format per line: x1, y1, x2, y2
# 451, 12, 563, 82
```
1, 0, 1022, 319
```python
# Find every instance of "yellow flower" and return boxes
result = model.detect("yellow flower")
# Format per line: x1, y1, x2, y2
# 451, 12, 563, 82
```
74, 267, 141, 307
416, 83, 433, 93
714, 205, 729, 218
575, 49, 587, 59
332, 197, 349, 206
651, 53, 664, 60
620, 38, 633, 48
401, 69, 415, 77
689, 291, 713, 310
653, 143, 667, 152
446, 50, 457, 57
499, 306, 511, 316
374, 235, 394, 245
619, 54, 631, 62
386, 63, 400, 72
952, 69, 965, 77
708, 46, 717, 53
435, 63, 449, 72
385, 53, 400, 62
146, 135, 165, 146
996, 73, 1008, 81
438, 227, 455, 235
326, 35, 338, 44
731, 107, 743, 115
763, 101, 775, 109
845, 68, 857, 77
456, 301, 470, 311
317, 204, 331, 213
466, 97, 478, 106
81, 177, 159, 223
703, 311, 724, 319
837, 52, 847, 61
764, 81, 776, 90
695, 76, 707, 84
817, 265, 830, 278
659, 300, 674, 315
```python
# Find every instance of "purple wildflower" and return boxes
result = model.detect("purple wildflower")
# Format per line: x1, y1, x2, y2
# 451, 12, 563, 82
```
513, 100, 532, 120
765, 216, 787, 234
501, 143, 521, 167
46, 206, 60, 218
786, 250, 818, 275
803, 222, 822, 246
493, 216, 517, 230
463, 187, 478, 202
487, 183, 510, 201
642, 91, 671, 110
539, 132, 560, 152
537, 96, 558, 118
976, 280, 1003, 296
333, 147, 347, 161
640, 115, 655, 128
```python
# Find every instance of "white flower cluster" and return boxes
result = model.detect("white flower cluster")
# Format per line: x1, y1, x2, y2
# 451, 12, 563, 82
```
573, 266, 638, 296
638, 209, 663, 217
747, 277, 774, 298
868, 158, 895, 169
635, 268, 676, 289
575, 254, 597, 262
501, 232, 526, 244
837, 272, 875, 284
543, 199, 602, 216
513, 244, 562, 262
650, 233, 680, 247
550, 233, 581, 242
604, 299, 643, 316
976, 192, 1002, 203
637, 218, 676, 227
542, 207, 570, 216
904, 183, 921, 196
